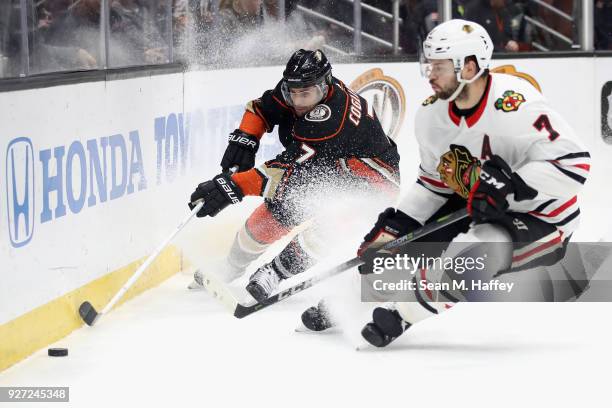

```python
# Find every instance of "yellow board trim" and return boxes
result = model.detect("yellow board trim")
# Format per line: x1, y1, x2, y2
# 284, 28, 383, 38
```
0, 245, 182, 373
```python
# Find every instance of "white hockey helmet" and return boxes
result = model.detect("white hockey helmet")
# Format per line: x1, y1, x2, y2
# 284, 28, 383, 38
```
420, 19, 493, 100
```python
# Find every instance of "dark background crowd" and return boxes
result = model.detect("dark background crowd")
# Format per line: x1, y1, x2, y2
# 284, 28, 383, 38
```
0, 0, 610, 78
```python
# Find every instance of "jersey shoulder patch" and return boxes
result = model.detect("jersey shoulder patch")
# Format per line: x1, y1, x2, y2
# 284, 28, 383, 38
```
304, 104, 332, 122
494, 90, 526, 112
292, 83, 350, 142
422, 94, 438, 106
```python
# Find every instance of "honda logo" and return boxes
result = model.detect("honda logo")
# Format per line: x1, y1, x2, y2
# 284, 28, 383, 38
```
6, 137, 35, 247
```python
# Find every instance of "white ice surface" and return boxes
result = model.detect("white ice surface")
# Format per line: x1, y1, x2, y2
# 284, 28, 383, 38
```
1, 266, 611, 408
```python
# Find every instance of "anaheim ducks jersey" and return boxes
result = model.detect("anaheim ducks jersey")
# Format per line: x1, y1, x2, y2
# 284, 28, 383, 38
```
232, 77, 400, 200
398, 73, 591, 237
248, 77, 395, 159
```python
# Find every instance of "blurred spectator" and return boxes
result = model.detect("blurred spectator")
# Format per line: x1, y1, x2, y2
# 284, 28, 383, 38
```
0, 0, 99, 76
262, 0, 326, 52
174, 0, 188, 32
3, 0, 607, 78
110, 0, 169, 65
464, 0, 526, 51
0, 1, 17, 77
401, 0, 440, 54
40, 0, 107, 65
595, 0, 612, 50
195, 0, 265, 64
263, 0, 299, 20
40, 0, 170, 68
538, 0, 574, 49
34, 0, 99, 71
185, 0, 214, 32
217, 0, 264, 36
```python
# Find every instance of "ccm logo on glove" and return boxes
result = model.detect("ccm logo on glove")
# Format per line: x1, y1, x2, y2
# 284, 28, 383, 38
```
479, 169, 507, 190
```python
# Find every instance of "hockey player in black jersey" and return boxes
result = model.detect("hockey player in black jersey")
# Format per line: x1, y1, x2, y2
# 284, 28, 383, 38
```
188, 49, 400, 303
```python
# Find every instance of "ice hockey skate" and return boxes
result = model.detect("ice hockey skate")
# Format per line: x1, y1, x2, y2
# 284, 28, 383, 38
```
361, 304, 411, 348
245, 261, 285, 303
296, 300, 335, 332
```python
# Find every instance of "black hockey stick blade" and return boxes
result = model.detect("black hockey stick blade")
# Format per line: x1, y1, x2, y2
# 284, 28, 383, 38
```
79, 301, 100, 326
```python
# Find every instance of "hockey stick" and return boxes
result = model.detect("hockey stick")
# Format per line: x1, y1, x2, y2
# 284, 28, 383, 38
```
79, 201, 204, 326
201, 208, 469, 319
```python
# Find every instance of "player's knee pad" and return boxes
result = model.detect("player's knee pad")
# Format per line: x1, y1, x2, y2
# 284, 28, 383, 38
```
539, 243, 589, 301
228, 204, 292, 269
244, 202, 292, 245
421, 224, 513, 302
227, 226, 268, 269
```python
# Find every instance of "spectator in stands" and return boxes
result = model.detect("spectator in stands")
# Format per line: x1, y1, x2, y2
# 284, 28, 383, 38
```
263, 0, 299, 20
40, 0, 170, 67
0, 0, 98, 76
112, 0, 170, 64
216, 0, 264, 37
41, 0, 106, 63
537, 0, 574, 49
595, 0, 612, 50
200, 0, 265, 64
185, 0, 214, 32
401, 0, 440, 54
0, 1, 16, 77
33, 1, 98, 72
463, 0, 526, 52
173, 0, 188, 32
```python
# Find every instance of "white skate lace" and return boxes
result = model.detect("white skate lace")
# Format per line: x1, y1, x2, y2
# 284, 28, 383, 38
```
251, 264, 280, 294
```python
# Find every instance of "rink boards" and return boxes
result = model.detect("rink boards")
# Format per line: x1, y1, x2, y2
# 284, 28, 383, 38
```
1, 56, 611, 371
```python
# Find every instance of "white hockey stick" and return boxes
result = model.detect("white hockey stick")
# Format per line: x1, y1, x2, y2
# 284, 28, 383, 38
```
79, 201, 204, 326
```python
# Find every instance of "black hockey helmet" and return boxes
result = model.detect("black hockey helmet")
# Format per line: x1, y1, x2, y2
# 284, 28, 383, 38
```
281, 49, 332, 109
282, 49, 332, 88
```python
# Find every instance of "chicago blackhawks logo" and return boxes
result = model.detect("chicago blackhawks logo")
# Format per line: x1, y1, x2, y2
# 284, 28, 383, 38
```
305, 104, 331, 122
437, 144, 481, 198
495, 90, 526, 112
350, 68, 406, 141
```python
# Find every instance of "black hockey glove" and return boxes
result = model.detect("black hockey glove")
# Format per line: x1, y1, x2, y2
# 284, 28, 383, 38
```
220, 130, 260, 172
468, 155, 537, 224
357, 208, 421, 275
188, 173, 244, 217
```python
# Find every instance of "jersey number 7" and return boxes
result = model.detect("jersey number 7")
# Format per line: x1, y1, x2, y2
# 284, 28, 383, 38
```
533, 114, 560, 141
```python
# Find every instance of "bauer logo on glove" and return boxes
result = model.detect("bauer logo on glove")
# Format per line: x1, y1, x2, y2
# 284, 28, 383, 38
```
220, 130, 260, 172
189, 173, 244, 217
228, 132, 258, 149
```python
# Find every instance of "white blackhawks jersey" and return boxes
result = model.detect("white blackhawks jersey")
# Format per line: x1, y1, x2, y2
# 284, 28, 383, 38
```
399, 72, 590, 238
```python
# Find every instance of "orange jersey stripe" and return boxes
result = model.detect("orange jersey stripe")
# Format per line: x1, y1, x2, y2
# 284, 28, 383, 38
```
232, 169, 264, 196
239, 111, 266, 139
347, 158, 387, 184
346, 158, 397, 195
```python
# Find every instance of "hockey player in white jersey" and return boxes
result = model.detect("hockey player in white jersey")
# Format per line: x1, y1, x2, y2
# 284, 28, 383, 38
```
310, 19, 591, 347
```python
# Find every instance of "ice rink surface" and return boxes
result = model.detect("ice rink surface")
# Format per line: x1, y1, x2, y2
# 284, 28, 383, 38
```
2, 265, 611, 408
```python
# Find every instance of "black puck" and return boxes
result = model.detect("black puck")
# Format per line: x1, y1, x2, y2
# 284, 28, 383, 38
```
48, 348, 68, 357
